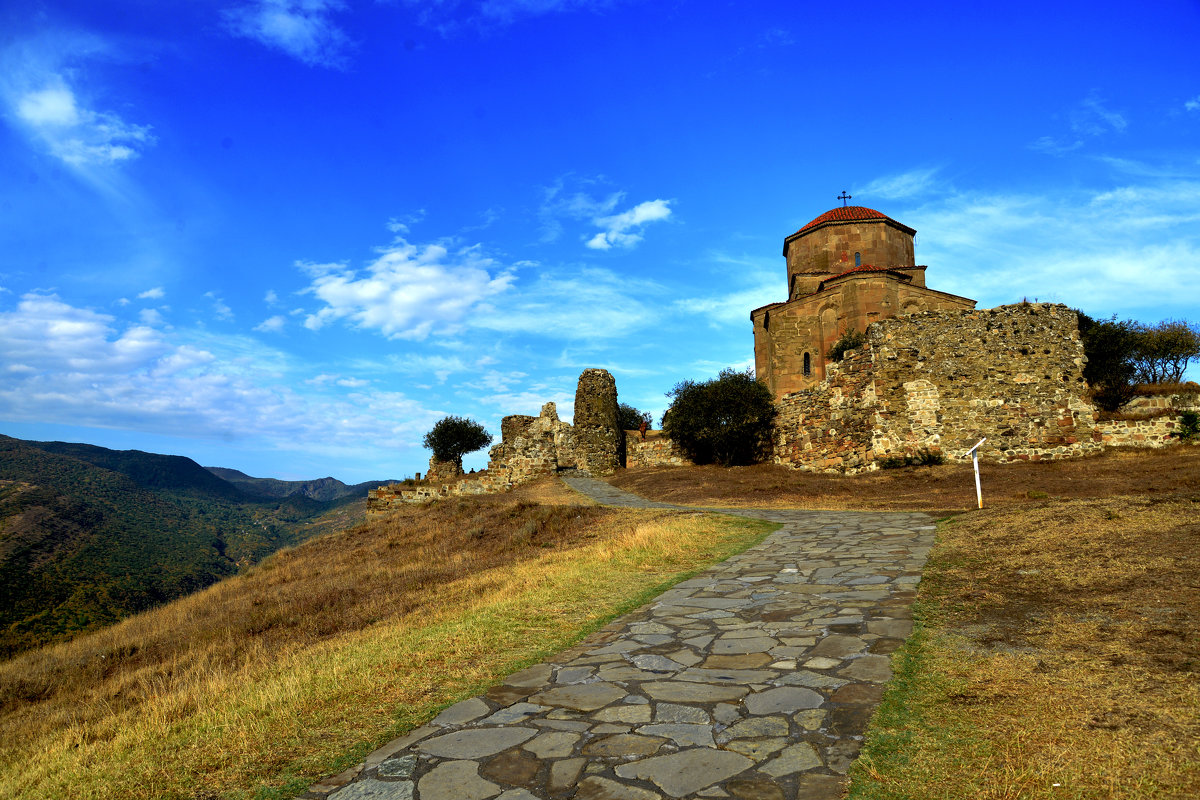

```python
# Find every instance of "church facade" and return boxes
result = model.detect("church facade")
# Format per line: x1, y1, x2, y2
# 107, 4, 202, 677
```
751, 205, 977, 399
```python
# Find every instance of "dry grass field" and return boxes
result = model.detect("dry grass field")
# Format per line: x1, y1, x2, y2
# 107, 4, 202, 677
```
613, 447, 1200, 798
609, 446, 1200, 512
0, 478, 774, 799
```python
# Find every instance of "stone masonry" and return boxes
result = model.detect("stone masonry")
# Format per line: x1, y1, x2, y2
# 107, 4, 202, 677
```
572, 368, 623, 477
368, 370, 625, 511
774, 303, 1103, 472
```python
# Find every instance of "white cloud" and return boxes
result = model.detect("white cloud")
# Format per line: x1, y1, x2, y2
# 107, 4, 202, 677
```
0, 292, 441, 459
138, 286, 165, 299
205, 291, 234, 321
471, 266, 658, 340
674, 256, 781, 326
224, 0, 351, 68
586, 199, 672, 250
264, 289, 279, 305
539, 178, 673, 250
7, 73, 154, 167
1186, 95, 1200, 113
901, 179, 1200, 317
139, 308, 166, 325
858, 168, 941, 201
300, 236, 515, 339
1032, 93, 1127, 157
254, 315, 286, 333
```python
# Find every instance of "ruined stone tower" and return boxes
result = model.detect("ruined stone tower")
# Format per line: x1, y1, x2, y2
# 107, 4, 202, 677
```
572, 368, 622, 476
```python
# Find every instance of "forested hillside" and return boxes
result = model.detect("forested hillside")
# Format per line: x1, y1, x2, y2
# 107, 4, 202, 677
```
0, 435, 372, 657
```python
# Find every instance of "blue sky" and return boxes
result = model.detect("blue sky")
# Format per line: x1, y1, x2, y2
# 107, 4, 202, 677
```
2, 0, 1198, 482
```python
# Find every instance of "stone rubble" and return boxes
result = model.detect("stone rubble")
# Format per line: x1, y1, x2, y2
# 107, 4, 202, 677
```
302, 475, 935, 800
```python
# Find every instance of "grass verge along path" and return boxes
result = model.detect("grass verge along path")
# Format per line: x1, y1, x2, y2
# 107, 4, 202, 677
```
0, 482, 776, 800
848, 494, 1200, 799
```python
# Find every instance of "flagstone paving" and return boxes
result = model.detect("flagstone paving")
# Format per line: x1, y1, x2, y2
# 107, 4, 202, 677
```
299, 474, 936, 800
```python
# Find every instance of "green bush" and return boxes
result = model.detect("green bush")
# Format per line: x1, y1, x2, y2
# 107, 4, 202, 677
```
617, 402, 653, 431
661, 368, 776, 466
1076, 311, 1139, 411
878, 447, 945, 469
1176, 410, 1200, 442
422, 416, 493, 468
827, 329, 868, 361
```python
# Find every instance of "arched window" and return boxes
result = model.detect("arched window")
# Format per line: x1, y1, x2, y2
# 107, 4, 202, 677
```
803, 352, 811, 376
854, 252, 861, 267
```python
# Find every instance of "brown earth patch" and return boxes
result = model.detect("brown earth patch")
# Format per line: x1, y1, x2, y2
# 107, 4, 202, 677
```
608, 446, 1200, 511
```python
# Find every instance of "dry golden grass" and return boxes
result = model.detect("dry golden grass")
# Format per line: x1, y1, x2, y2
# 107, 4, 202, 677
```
608, 446, 1200, 511
850, 492, 1200, 799
0, 478, 773, 800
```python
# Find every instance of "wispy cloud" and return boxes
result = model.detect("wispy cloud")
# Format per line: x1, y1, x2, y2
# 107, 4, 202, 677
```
539, 178, 672, 250
138, 286, 165, 300
858, 168, 941, 201
4, 68, 154, 167
0, 292, 441, 460
472, 266, 658, 340
254, 315, 286, 333
205, 292, 235, 321
300, 236, 515, 339
1186, 95, 1200, 113
223, 0, 351, 68
402, 0, 614, 33
1032, 92, 1127, 156
586, 199, 672, 250
902, 178, 1200, 317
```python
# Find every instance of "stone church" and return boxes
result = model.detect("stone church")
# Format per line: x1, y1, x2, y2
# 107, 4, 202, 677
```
751, 205, 977, 399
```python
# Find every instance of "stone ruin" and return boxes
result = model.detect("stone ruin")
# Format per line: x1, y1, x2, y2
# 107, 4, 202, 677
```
368, 368, 625, 511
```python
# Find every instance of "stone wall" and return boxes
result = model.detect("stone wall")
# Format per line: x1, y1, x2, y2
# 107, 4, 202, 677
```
774, 303, 1103, 472
625, 431, 692, 468
1095, 415, 1192, 448
368, 370, 626, 512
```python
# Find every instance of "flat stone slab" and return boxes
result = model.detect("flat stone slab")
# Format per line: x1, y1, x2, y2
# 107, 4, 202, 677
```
309, 476, 936, 800
745, 686, 823, 715
417, 727, 537, 759
418, 760, 500, 800
529, 682, 627, 711
641, 681, 749, 704
615, 748, 755, 797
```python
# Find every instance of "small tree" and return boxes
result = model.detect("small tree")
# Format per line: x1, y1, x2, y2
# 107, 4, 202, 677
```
827, 329, 867, 361
1129, 319, 1200, 385
1077, 311, 1138, 411
617, 402, 653, 431
422, 416, 493, 470
661, 368, 776, 466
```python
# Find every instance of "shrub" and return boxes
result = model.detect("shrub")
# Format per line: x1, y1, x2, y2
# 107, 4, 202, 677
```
617, 403, 653, 431
1176, 411, 1200, 442
878, 447, 945, 469
661, 368, 776, 466
827, 329, 868, 361
1076, 311, 1138, 411
422, 416, 493, 469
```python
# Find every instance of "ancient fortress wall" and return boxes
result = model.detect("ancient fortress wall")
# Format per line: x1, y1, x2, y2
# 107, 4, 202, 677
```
625, 432, 691, 468
775, 303, 1105, 472
369, 371, 623, 513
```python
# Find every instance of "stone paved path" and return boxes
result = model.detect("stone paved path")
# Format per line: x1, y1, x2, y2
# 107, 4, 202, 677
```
301, 475, 936, 800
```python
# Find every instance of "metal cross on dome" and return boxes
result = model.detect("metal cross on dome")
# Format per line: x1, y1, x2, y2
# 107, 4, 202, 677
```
838, 191, 852, 206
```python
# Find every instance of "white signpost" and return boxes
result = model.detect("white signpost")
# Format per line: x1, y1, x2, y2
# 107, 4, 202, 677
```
966, 438, 987, 509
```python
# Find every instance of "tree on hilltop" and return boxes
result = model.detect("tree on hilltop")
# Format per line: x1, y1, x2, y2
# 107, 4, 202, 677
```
617, 403, 653, 431
661, 368, 775, 466
1129, 319, 1200, 385
422, 416, 493, 470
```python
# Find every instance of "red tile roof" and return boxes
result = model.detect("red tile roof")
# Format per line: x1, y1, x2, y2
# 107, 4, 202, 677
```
783, 206, 916, 252
798, 206, 890, 233
817, 265, 918, 290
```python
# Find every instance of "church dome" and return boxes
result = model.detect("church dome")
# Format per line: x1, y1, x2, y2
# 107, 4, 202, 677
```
791, 206, 911, 238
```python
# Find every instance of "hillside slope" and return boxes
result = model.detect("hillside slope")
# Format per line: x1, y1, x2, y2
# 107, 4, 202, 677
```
0, 436, 368, 657
205, 467, 392, 502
